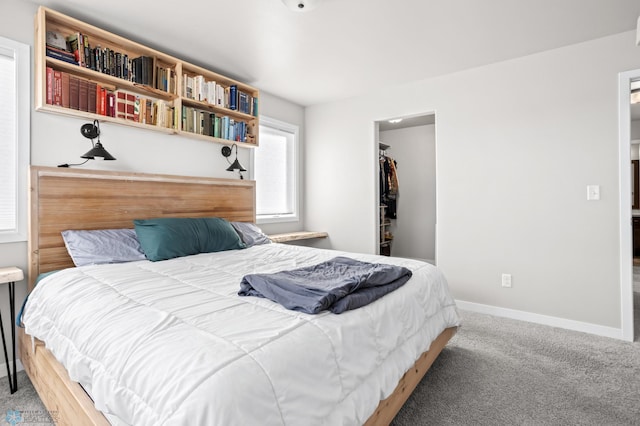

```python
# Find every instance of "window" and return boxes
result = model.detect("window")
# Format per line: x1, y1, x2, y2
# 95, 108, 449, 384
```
252, 116, 299, 223
0, 36, 29, 243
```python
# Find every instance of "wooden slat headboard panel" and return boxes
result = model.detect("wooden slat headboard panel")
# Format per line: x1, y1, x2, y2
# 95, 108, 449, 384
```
29, 166, 256, 290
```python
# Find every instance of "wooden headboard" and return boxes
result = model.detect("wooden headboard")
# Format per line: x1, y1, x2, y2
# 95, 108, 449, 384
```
28, 166, 256, 290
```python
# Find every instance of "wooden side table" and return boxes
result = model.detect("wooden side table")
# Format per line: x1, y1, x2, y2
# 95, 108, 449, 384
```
0, 267, 23, 394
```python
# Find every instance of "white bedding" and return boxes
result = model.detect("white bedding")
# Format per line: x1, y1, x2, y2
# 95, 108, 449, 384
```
22, 243, 460, 425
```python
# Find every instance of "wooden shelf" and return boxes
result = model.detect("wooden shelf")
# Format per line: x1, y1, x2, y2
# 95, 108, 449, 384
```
268, 231, 328, 243
35, 6, 259, 147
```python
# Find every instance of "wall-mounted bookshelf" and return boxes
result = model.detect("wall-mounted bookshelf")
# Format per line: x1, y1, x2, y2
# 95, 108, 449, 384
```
34, 6, 259, 147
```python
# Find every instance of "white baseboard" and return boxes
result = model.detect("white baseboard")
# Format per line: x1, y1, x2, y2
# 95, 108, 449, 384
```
455, 300, 625, 340
0, 359, 24, 379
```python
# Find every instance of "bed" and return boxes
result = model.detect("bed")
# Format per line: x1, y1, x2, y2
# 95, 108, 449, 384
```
19, 166, 459, 425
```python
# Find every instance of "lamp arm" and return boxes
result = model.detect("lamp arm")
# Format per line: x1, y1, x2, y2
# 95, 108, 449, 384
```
57, 159, 90, 168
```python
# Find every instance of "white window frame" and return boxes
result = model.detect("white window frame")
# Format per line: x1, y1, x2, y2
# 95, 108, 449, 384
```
250, 116, 299, 224
0, 36, 30, 243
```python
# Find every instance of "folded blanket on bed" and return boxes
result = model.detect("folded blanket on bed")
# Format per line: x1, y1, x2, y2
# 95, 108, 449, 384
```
238, 256, 412, 314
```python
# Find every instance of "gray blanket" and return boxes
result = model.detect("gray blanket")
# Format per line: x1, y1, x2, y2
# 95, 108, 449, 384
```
238, 256, 412, 314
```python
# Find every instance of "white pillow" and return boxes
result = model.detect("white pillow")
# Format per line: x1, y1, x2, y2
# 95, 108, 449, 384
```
230, 222, 272, 247
62, 228, 147, 266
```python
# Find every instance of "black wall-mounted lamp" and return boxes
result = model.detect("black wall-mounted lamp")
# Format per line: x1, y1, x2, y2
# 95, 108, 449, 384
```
221, 143, 246, 179
58, 119, 116, 167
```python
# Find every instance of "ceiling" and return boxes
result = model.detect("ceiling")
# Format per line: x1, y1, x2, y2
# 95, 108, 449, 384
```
26, 0, 640, 107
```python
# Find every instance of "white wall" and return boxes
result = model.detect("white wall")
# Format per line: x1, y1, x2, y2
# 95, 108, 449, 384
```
632, 119, 640, 140
0, 0, 304, 366
380, 125, 436, 261
305, 30, 640, 331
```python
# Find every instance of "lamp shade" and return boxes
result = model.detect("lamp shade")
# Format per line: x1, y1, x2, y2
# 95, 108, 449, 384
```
81, 141, 116, 160
226, 158, 246, 172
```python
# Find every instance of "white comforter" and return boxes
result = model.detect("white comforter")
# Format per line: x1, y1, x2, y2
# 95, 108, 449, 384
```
22, 244, 460, 425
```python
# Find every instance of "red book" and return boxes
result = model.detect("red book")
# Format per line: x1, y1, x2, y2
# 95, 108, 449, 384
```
78, 79, 88, 112
87, 82, 97, 114
116, 91, 127, 119
95, 83, 102, 114
61, 72, 70, 108
53, 70, 62, 106
69, 75, 80, 110
107, 92, 115, 117
126, 93, 136, 120
46, 67, 53, 105
99, 87, 106, 115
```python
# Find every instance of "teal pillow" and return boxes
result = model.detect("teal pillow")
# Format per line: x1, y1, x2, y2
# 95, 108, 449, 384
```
133, 217, 245, 261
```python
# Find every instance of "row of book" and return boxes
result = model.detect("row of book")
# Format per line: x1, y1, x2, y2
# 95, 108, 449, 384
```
46, 67, 174, 129
181, 106, 254, 143
46, 30, 176, 94
182, 75, 257, 116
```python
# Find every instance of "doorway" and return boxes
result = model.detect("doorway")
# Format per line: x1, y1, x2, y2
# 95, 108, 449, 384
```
618, 70, 640, 342
374, 113, 436, 263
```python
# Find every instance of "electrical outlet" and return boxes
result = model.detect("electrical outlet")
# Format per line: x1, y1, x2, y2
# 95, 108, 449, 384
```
501, 273, 512, 288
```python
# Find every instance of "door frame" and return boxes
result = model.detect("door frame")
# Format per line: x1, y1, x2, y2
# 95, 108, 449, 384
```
618, 69, 639, 342
373, 112, 437, 261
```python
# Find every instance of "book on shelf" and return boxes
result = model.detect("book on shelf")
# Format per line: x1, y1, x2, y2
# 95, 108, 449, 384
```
78, 79, 89, 112
99, 87, 106, 115
53, 70, 62, 106
61, 72, 70, 108
140, 98, 152, 124
46, 67, 53, 105
107, 92, 115, 117
132, 56, 154, 86
115, 91, 137, 121
115, 91, 126, 120
109, 49, 116, 76
228, 118, 235, 141
45, 46, 78, 64
82, 34, 91, 69
203, 112, 212, 136
195, 75, 205, 101
216, 84, 224, 107
214, 116, 221, 138
222, 116, 230, 139
69, 75, 80, 110
184, 106, 192, 132
205, 80, 216, 104
123, 54, 130, 80
229, 85, 237, 110
115, 52, 122, 78
65, 32, 83, 66
194, 110, 201, 134
183, 75, 193, 99
238, 90, 250, 115
153, 100, 174, 128
133, 97, 140, 122
179, 105, 251, 141
184, 74, 246, 109
87, 81, 97, 114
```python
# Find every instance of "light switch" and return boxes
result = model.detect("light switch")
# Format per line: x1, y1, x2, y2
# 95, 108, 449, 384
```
587, 185, 600, 201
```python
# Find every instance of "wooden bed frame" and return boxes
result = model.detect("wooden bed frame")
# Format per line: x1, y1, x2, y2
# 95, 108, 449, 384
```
20, 166, 456, 426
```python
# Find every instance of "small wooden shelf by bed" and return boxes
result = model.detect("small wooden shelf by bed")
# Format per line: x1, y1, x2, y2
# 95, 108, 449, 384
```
268, 231, 328, 243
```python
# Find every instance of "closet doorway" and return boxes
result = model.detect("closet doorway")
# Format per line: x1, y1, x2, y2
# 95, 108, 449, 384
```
375, 113, 436, 263
618, 69, 640, 342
